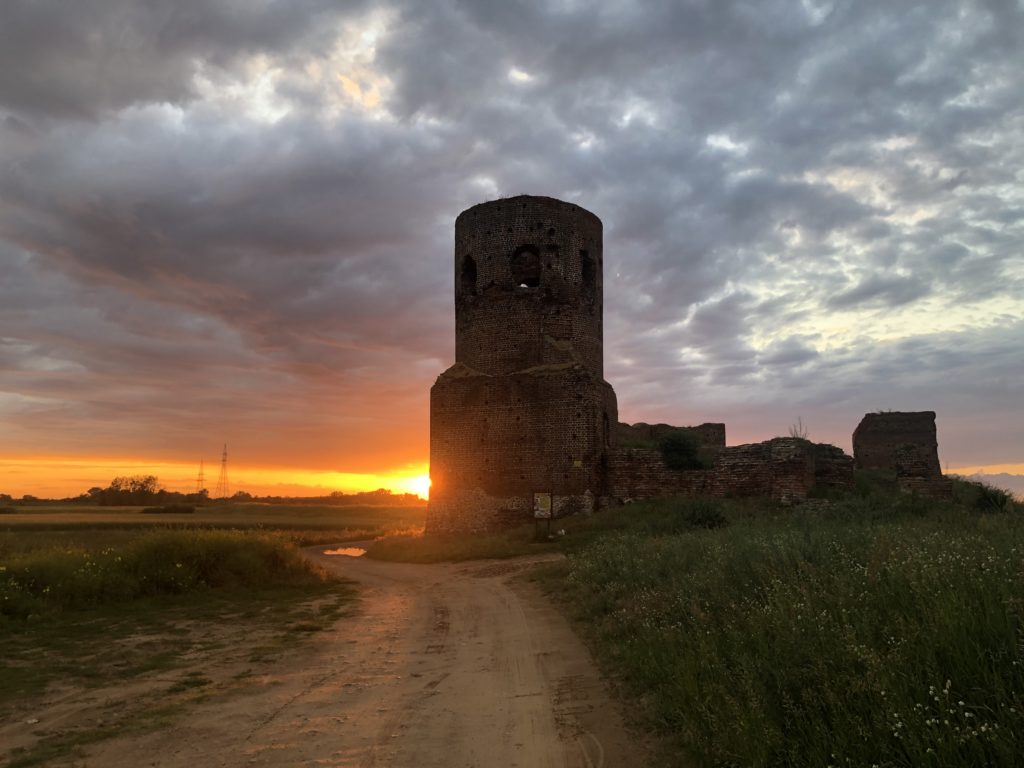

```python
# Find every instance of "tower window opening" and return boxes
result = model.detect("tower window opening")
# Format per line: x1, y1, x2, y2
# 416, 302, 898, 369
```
581, 250, 595, 289
461, 254, 477, 295
511, 245, 541, 288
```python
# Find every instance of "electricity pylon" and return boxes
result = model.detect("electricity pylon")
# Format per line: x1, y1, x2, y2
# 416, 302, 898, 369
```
214, 444, 229, 499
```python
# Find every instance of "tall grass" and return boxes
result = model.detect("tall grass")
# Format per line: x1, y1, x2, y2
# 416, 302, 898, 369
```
1, 529, 331, 624
557, 506, 1024, 766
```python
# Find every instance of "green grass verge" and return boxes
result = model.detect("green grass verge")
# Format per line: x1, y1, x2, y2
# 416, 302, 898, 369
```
542, 496, 1024, 767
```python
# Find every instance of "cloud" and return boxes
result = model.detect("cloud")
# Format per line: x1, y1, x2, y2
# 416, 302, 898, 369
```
0, 0, 365, 120
828, 273, 932, 309
1, 0, 1022, 490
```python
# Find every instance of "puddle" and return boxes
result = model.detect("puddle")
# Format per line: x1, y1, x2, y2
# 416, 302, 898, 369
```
323, 547, 366, 557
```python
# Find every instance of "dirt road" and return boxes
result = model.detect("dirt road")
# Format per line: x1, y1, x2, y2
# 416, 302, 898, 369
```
81, 549, 645, 767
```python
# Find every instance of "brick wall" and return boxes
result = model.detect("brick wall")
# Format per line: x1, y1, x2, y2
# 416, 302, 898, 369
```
852, 411, 952, 498
608, 437, 853, 503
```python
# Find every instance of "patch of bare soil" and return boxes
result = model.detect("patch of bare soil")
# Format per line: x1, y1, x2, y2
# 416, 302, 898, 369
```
7, 551, 648, 767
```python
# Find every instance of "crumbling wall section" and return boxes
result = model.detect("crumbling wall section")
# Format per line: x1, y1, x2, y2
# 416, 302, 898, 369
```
814, 443, 857, 491
706, 438, 817, 502
607, 447, 710, 500
853, 411, 952, 498
608, 437, 853, 503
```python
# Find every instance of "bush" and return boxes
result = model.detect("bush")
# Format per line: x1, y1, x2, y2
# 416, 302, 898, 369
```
657, 429, 707, 470
952, 477, 1017, 514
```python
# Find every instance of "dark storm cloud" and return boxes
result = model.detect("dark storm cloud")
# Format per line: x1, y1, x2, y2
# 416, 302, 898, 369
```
828, 274, 932, 309
1, 0, 1022, 481
0, 0, 366, 120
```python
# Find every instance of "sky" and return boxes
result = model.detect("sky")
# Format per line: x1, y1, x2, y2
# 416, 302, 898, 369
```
1, 0, 1022, 499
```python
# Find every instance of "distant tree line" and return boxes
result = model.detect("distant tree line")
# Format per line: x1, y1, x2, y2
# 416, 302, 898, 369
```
1, 478, 425, 507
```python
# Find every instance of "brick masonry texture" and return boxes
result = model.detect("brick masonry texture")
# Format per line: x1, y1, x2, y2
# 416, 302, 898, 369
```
852, 411, 953, 498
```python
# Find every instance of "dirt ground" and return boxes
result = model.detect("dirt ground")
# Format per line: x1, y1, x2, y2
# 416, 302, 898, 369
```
12, 549, 647, 767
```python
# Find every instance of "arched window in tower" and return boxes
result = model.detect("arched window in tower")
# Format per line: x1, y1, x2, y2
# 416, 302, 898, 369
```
461, 254, 477, 295
511, 245, 541, 288
581, 250, 595, 289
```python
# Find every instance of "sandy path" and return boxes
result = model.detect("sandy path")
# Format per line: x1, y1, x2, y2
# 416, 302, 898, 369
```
82, 549, 644, 767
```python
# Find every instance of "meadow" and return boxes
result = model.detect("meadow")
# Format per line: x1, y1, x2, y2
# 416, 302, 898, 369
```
551, 489, 1024, 767
0, 502, 424, 767
8, 487, 1023, 767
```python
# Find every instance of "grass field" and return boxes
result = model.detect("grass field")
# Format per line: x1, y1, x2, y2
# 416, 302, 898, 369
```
534, 491, 1024, 768
0, 503, 422, 766
8, 488, 1022, 766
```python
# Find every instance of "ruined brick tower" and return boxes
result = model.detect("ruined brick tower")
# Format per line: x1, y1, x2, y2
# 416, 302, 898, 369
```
426, 195, 618, 532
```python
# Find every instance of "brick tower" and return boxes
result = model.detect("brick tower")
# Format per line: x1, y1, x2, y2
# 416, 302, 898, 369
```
427, 195, 618, 532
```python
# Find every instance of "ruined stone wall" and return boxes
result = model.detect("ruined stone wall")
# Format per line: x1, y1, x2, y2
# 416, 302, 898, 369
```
706, 439, 817, 502
853, 411, 951, 498
813, 443, 857, 490
607, 447, 710, 500
608, 438, 853, 503
614, 422, 726, 451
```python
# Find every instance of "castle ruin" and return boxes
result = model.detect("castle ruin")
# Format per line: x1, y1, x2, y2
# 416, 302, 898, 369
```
427, 196, 617, 532
426, 196, 949, 533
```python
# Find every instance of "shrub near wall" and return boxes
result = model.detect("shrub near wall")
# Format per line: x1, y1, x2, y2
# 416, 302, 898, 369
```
561, 511, 1024, 767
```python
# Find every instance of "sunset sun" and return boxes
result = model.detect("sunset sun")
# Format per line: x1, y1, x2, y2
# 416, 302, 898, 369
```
408, 474, 431, 499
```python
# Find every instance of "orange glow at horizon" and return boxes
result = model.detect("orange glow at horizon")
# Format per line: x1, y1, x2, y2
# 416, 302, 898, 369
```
0, 455, 431, 500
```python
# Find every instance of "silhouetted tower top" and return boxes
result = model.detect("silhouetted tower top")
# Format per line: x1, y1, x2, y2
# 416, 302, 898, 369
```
454, 195, 604, 378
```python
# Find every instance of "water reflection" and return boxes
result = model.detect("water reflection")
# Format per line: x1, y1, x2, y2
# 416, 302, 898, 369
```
323, 547, 366, 557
